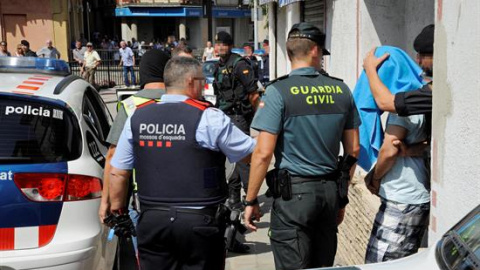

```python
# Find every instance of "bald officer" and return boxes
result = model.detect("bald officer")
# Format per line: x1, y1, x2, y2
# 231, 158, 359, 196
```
244, 23, 361, 270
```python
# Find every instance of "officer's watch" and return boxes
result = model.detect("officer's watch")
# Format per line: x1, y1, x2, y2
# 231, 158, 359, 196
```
243, 198, 259, 207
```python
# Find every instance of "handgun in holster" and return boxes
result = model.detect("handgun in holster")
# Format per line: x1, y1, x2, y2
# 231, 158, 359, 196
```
265, 169, 292, 201
336, 155, 358, 208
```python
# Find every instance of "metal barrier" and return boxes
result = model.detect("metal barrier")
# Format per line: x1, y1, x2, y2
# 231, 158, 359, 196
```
69, 49, 141, 88
69, 48, 204, 88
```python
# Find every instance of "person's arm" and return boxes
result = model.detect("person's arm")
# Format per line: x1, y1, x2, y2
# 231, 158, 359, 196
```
394, 85, 432, 116
370, 124, 408, 194
57, 49, 61, 59
94, 52, 101, 68
363, 48, 395, 112
234, 60, 259, 108
342, 129, 360, 177
109, 166, 132, 211
132, 54, 136, 67
99, 145, 116, 222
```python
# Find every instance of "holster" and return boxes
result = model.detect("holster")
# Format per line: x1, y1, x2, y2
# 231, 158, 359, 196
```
265, 169, 292, 201
336, 155, 358, 208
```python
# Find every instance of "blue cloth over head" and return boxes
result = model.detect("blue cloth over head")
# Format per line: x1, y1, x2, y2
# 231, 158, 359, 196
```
353, 46, 424, 171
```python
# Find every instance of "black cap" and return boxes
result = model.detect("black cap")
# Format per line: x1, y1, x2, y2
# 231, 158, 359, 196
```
21, 40, 30, 47
288, 22, 330, 55
139, 49, 170, 88
414, 24, 434, 54
263, 39, 269, 45
243, 43, 253, 50
215, 31, 233, 46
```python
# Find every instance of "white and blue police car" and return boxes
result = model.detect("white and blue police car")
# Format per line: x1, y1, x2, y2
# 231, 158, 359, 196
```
0, 57, 118, 270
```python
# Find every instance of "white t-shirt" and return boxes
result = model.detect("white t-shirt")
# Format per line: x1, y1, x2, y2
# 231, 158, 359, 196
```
203, 47, 215, 60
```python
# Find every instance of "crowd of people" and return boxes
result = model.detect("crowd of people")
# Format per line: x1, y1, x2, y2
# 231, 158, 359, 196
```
0, 39, 61, 58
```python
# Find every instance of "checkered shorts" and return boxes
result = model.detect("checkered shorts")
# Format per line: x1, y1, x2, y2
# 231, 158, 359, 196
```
365, 199, 430, 264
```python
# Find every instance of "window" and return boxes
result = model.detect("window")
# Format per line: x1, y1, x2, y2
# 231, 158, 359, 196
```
0, 95, 82, 164
82, 88, 112, 143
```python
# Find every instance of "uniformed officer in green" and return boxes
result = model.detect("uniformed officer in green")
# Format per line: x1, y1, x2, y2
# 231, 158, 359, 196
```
213, 31, 259, 208
244, 22, 361, 270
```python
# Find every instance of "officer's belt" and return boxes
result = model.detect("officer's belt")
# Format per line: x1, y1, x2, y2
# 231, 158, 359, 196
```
141, 205, 218, 216
290, 171, 339, 184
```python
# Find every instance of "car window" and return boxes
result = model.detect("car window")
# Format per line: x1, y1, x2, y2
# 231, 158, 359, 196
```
82, 88, 112, 142
0, 95, 82, 164
438, 211, 480, 270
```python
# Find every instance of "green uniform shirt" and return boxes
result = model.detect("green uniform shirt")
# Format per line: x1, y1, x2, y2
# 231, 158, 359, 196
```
251, 67, 361, 176
106, 89, 165, 145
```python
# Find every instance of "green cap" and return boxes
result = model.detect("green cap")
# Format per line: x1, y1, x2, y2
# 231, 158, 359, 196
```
288, 22, 330, 55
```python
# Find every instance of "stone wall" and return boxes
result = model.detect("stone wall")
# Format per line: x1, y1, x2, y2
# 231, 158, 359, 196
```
336, 173, 380, 266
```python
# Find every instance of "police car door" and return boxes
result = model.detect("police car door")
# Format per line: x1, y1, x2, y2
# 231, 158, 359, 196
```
81, 87, 117, 270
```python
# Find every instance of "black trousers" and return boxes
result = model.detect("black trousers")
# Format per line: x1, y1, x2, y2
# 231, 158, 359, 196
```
137, 208, 226, 270
226, 114, 251, 199
270, 180, 340, 270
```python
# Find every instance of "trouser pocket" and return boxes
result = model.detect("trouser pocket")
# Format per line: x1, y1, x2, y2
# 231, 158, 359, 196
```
269, 229, 303, 270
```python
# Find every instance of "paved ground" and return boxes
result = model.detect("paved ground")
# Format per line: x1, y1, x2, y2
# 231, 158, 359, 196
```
100, 88, 277, 270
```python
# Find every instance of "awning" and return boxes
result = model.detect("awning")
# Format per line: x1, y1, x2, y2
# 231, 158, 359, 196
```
259, 0, 302, 7
115, 7, 251, 18
278, 0, 302, 7
259, 0, 275, 5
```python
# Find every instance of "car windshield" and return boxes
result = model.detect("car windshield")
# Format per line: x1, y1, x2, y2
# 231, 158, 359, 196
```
202, 61, 217, 77
0, 95, 81, 164
439, 210, 480, 269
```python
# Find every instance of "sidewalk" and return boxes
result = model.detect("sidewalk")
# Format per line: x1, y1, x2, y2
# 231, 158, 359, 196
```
225, 182, 275, 270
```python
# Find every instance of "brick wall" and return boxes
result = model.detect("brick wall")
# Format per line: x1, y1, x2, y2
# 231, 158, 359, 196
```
335, 173, 381, 266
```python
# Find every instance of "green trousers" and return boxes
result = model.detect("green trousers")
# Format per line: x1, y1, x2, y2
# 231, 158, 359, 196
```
269, 180, 340, 270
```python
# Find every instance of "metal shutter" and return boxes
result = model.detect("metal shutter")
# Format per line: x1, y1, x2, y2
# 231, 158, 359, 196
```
303, 0, 326, 32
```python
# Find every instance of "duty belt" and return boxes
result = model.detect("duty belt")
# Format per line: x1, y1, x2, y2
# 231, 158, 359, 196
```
141, 204, 218, 216
290, 172, 339, 184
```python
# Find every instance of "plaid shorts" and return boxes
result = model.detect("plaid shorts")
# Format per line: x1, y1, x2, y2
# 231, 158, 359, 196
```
365, 199, 430, 264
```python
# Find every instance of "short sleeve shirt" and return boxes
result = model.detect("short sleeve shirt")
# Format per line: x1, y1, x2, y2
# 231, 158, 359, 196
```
72, 47, 87, 61
379, 114, 430, 204
252, 67, 361, 176
119, 47, 134, 66
84, 50, 101, 68
111, 94, 257, 169
37, 47, 60, 59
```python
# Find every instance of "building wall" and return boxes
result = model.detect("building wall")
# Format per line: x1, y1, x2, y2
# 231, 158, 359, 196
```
430, 0, 480, 242
271, 0, 434, 90
186, 17, 202, 48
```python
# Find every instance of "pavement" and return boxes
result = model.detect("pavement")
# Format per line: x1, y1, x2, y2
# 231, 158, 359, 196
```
99, 88, 277, 270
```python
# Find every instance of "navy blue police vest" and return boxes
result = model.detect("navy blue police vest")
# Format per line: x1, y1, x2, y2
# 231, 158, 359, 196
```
130, 99, 227, 207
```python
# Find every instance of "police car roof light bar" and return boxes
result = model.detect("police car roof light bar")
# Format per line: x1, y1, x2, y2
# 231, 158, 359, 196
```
0, 57, 71, 76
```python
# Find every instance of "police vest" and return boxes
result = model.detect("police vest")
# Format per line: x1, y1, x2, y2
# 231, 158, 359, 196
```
130, 99, 227, 207
213, 53, 253, 115
119, 95, 159, 116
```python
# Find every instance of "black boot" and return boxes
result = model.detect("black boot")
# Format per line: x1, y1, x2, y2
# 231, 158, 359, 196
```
228, 239, 250, 254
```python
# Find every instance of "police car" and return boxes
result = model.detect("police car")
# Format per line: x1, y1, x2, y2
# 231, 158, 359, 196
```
0, 57, 117, 269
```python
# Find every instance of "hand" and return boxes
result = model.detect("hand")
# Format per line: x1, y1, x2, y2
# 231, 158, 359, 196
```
367, 177, 381, 195
393, 140, 408, 157
363, 48, 390, 73
244, 204, 261, 232
98, 200, 110, 223
337, 208, 346, 225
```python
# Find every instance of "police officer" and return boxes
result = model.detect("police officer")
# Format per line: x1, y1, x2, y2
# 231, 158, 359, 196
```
109, 57, 256, 270
363, 24, 434, 116
213, 31, 259, 208
244, 23, 361, 270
